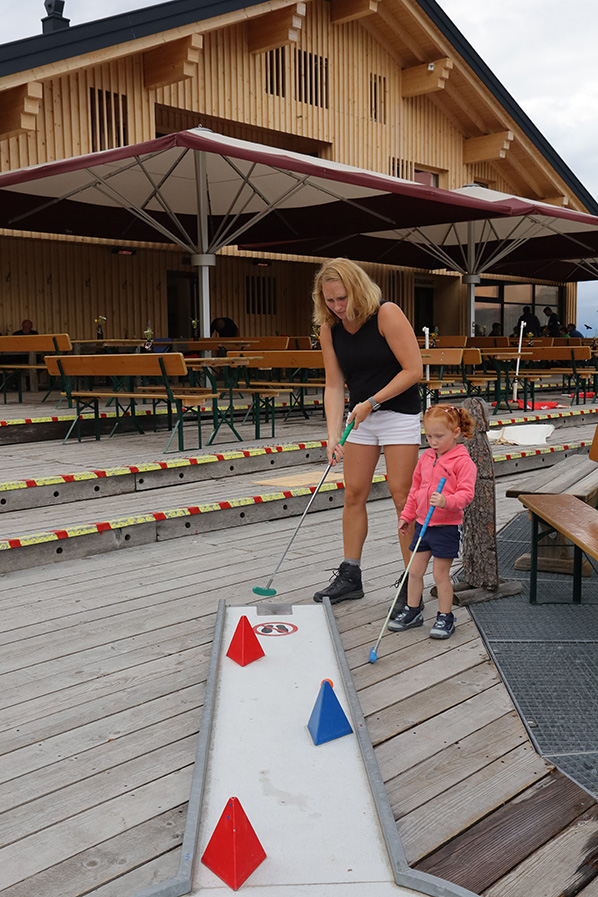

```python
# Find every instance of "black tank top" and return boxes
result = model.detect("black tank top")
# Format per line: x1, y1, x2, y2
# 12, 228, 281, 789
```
330, 310, 421, 414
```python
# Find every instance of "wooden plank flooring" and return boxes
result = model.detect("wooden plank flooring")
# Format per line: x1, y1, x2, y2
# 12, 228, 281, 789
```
0, 403, 597, 896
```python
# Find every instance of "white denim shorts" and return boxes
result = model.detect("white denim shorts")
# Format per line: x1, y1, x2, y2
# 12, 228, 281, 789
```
346, 410, 422, 446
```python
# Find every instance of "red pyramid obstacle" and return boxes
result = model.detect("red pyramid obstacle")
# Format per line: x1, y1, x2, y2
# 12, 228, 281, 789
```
226, 615, 265, 666
201, 796, 267, 890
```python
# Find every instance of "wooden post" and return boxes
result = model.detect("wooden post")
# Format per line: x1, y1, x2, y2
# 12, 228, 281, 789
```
453, 398, 522, 605
461, 398, 499, 590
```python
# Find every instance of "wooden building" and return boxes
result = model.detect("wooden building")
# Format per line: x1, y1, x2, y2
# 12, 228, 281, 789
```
0, 0, 595, 339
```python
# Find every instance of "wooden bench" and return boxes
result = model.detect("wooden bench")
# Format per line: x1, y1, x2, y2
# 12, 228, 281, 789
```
232, 349, 325, 419
0, 333, 72, 402
45, 353, 221, 452
420, 347, 463, 404
518, 493, 598, 603
507, 425, 598, 581
515, 345, 594, 406
417, 335, 467, 348
466, 336, 510, 348
460, 347, 500, 399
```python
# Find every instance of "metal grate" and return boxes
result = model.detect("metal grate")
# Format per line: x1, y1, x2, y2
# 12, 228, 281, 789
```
470, 512, 598, 796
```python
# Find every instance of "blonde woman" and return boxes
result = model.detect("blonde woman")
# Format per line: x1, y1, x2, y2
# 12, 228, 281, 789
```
312, 258, 423, 608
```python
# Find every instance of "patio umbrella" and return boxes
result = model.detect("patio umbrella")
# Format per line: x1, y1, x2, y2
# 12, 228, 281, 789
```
0, 128, 530, 335
241, 183, 598, 332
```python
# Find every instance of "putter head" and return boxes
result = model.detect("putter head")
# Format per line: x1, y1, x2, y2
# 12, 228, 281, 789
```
252, 586, 277, 597
368, 647, 378, 663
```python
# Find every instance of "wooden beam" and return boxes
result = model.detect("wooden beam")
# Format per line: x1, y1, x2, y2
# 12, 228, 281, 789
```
0, 82, 43, 139
541, 195, 569, 207
143, 34, 203, 90
401, 58, 453, 98
331, 0, 378, 26
247, 3, 306, 54
463, 130, 514, 163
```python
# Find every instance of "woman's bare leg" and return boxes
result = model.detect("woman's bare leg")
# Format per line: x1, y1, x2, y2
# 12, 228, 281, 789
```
383, 443, 420, 565
341, 442, 381, 559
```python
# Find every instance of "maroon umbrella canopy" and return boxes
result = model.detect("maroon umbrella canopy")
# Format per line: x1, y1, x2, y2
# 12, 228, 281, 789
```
241, 185, 598, 282
0, 128, 527, 253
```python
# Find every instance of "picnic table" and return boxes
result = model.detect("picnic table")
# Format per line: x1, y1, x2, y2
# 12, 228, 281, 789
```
506, 425, 598, 578
479, 350, 532, 413
185, 355, 290, 441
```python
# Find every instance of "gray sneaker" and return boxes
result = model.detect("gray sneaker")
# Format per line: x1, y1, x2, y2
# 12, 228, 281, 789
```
313, 561, 364, 605
387, 603, 424, 632
429, 612, 455, 639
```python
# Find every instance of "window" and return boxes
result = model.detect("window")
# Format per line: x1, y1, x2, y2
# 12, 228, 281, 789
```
414, 168, 439, 188
246, 274, 277, 315
474, 283, 563, 338
266, 48, 286, 98
90, 88, 128, 152
295, 50, 329, 108
369, 74, 386, 124
504, 284, 532, 304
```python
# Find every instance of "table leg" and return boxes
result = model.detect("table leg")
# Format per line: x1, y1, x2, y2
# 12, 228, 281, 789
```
573, 545, 582, 603
530, 512, 539, 604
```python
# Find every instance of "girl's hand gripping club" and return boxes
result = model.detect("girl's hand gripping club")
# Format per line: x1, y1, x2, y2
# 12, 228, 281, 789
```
252, 420, 355, 597
368, 477, 447, 663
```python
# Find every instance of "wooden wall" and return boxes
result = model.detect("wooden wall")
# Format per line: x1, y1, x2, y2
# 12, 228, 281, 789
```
0, 236, 318, 339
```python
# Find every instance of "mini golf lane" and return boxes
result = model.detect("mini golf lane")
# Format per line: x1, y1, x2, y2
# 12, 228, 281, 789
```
183, 601, 478, 897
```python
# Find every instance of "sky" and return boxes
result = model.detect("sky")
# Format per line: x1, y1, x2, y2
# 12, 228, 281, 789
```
4, 0, 598, 328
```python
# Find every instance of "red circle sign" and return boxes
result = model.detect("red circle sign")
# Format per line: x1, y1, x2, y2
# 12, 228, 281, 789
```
253, 622, 298, 636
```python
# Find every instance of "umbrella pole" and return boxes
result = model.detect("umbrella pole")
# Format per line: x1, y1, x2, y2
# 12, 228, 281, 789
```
193, 150, 216, 338
422, 327, 430, 410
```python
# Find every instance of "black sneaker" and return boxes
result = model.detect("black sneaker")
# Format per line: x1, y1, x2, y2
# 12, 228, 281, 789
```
387, 604, 424, 632
429, 612, 455, 639
389, 575, 425, 620
313, 562, 364, 604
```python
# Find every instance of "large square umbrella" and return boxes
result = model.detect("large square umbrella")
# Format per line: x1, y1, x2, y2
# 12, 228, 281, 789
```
241, 183, 598, 331
0, 128, 533, 335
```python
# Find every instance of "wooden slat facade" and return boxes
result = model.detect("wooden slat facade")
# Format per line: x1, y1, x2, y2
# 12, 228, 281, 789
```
0, 0, 585, 337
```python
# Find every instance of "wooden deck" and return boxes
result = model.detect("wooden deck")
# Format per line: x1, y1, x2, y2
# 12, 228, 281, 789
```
0, 397, 597, 896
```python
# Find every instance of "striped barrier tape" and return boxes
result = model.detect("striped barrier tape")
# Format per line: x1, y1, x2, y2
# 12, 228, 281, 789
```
0, 440, 329, 491
492, 441, 588, 462
0, 474, 389, 551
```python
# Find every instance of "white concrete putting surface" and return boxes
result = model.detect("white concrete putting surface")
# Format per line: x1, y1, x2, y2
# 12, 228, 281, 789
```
191, 604, 417, 895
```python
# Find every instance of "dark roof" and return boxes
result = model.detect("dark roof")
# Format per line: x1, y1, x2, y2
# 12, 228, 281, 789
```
1, 0, 596, 215
416, 0, 598, 215
0, 0, 260, 76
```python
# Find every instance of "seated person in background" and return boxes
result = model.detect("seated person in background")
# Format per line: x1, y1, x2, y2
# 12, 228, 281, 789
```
210, 316, 239, 338
489, 322, 501, 336
567, 323, 584, 338
13, 319, 38, 335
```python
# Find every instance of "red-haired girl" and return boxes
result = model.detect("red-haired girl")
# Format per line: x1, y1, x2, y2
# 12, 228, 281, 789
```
390, 404, 477, 639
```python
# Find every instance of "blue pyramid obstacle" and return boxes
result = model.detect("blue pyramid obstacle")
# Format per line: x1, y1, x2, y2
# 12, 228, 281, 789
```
307, 680, 353, 746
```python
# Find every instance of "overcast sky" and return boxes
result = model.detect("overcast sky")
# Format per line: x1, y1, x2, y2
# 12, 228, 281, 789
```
5, 0, 598, 327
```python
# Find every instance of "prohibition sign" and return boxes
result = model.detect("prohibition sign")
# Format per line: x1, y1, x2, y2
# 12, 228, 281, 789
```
253, 621, 298, 636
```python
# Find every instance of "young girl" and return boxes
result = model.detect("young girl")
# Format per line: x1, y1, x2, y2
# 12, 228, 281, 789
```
389, 404, 477, 639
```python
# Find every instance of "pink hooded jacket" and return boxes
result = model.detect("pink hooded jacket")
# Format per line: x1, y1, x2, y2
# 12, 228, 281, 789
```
401, 444, 477, 527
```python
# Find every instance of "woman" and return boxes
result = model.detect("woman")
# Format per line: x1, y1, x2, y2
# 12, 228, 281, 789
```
312, 258, 423, 608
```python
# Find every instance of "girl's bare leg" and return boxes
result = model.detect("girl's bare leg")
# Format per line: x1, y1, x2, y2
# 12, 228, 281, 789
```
433, 556, 454, 614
